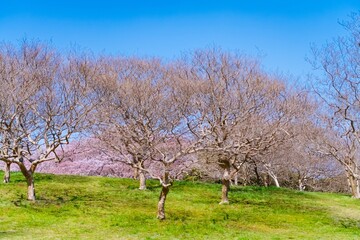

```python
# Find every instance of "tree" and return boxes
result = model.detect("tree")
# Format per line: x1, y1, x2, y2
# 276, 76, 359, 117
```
92, 57, 166, 190
93, 57, 199, 219
174, 49, 297, 203
310, 12, 360, 198
0, 41, 96, 200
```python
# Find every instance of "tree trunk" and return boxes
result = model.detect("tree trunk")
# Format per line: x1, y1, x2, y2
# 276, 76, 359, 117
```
157, 185, 169, 220
241, 164, 250, 186
264, 164, 279, 188
220, 161, 231, 204
18, 162, 36, 201
3, 162, 11, 183
263, 174, 269, 187
157, 171, 170, 220
347, 173, 360, 199
133, 168, 139, 179
139, 170, 147, 190
233, 173, 238, 186
274, 178, 280, 188
350, 178, 360, 199
270, 174, 280, 188
254, 164, 262, 186
298, 179, 305, 191
26, 174, 36, 201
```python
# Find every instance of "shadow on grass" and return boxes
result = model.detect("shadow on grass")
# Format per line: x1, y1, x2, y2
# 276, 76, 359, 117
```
0, 231, 17, 238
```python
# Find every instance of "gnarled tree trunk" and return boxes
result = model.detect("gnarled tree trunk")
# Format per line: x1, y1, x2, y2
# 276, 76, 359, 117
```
346, 170, 360, 199
157, 171, 171, 220
26, 174, 36, 201
220, 160, 231, 204
136, 160, 147, 190
139, 170, 147, 190
3, 162, 11, 183
133, 168, 139, 179
18, 162, 37, 201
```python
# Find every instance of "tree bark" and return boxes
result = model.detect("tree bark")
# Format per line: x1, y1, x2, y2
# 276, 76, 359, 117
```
269, 173, 280, 188
220, 161, 231, 204
18, 162, 37, 201
263, 174, 269, 187
233, 173, 238, 186
157, 185, 169, 220
3, 162, 11, 183
264, 164, 279, 188
273, 177, 280, 188
26, 174, 36, 201
254, 164, 262, 186
298, 179, 305, 191
133, 167, 139, 179
139, 170, 147, 190
346, 171, 360, 199
157, 171, 170, 220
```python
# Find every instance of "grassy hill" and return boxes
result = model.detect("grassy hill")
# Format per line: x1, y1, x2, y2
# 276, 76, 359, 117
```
0, 172, 359, 239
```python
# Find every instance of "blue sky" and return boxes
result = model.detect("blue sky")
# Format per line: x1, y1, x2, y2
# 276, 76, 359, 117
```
1, 1, 360, 80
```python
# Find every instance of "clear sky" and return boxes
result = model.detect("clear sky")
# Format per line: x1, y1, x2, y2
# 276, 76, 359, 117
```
1, 1, 360, 81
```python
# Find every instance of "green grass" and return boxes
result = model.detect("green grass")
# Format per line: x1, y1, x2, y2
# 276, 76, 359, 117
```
0, 171, 360, 239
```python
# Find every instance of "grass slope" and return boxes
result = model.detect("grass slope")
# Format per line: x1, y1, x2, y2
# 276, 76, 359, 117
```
0, 171, 359, 239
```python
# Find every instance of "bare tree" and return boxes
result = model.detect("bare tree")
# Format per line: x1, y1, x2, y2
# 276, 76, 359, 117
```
313, 121, 360, 198
0, 41, 96, 200
310, 12, 360, 198
92, 56, 200, 219
92, 57, 167, 190
174, 49, 298, 204
250, 90, 322, 189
